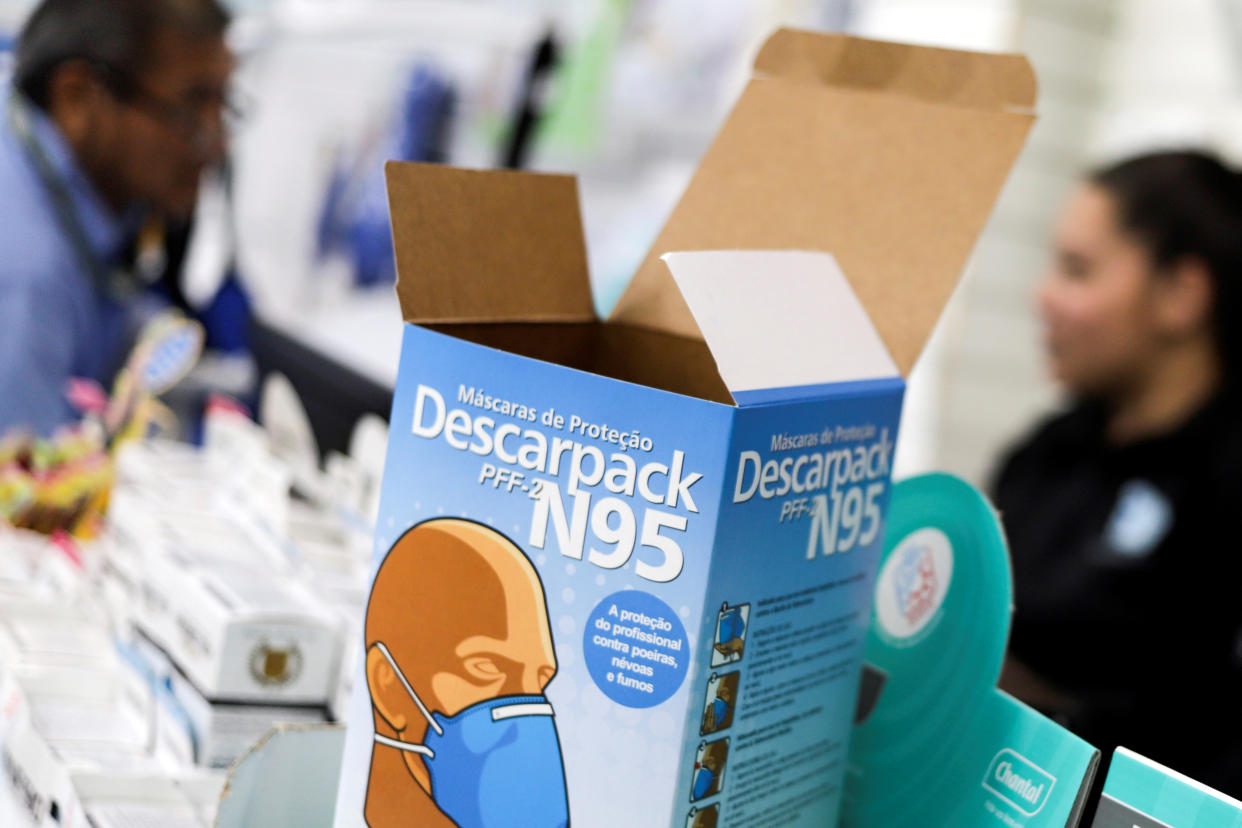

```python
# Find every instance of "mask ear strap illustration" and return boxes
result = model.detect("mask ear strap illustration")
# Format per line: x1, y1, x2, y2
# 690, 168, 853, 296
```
371, 641, 444, 756
373, 733, 434, 757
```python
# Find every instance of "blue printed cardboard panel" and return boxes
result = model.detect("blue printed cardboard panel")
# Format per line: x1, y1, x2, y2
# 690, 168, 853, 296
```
334, 325, 910, 828
337, 325, 736, 827
680, 386, 905, 826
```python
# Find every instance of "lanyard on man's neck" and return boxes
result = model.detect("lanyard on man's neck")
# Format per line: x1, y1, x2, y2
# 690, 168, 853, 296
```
7, 91, 139, 300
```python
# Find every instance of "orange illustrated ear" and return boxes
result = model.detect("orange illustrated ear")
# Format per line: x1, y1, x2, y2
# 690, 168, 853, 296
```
366, 645, 409, 732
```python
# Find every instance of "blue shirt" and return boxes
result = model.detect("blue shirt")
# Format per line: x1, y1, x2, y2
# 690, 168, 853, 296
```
0, 89, 133, 435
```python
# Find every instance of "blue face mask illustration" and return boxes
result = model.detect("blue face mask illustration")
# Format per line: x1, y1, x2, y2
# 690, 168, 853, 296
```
372, 642, 570, 828
693, 766, 716, 800
718, 609, 744, 643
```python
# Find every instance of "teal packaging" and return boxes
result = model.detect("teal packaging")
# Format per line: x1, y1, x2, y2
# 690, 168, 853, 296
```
844, 474, 1099, 827
1093, 747, 1242, 827
333, 29, 1034, 828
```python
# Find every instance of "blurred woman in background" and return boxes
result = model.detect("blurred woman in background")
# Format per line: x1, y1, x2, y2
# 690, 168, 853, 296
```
995, 151, 1242, 793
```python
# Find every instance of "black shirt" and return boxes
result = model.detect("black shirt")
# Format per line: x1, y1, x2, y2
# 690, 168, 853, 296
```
994, 392, 1242, 793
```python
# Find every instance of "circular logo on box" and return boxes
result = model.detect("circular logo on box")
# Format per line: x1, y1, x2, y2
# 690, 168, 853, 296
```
875, 527, 952, 642
249, 642, 304, 687
583, 590, 689, 708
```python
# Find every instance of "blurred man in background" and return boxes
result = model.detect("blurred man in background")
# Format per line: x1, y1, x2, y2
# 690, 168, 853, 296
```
0, 0, 232, 433
996, 151, 1242, 793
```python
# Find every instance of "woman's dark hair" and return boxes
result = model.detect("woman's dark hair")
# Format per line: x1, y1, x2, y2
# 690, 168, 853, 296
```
14, 0, 230, 110
1091, 150, 1242, 384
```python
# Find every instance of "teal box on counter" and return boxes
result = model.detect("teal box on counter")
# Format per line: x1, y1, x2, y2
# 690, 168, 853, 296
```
1092, 747, 1242, 827
842, 475, 1100, 828
333, 29, 1034, 828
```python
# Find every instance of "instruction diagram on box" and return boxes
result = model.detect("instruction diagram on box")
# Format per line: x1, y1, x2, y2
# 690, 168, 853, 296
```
700, 672, 739, 736
686, 803, 720, 828
710, 602, 749, 667
690, 738, 730, 803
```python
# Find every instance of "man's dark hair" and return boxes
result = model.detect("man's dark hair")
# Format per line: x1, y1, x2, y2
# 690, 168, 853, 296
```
14, 0, 230, 109
1091, 150, 1242, 387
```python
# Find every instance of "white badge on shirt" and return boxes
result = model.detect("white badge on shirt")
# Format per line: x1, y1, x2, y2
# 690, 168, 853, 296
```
1105, 479, 1172, 559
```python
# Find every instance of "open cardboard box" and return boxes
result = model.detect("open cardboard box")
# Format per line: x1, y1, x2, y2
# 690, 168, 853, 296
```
334, 28, 1035, 828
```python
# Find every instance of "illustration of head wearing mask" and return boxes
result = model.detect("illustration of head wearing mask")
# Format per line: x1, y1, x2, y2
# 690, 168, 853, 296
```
710, 683, 732, 727
713, 606, 745, 660
363, 519, 568, 828
691, 741, 728, 801
702, 677, 734, 733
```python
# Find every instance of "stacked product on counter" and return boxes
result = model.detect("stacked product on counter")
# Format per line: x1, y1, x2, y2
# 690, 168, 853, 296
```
0, 388, 384, 828
0, 532, 217, 828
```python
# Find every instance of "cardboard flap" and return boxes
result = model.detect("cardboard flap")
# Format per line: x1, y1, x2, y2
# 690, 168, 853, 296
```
386, 162, 596, 324
753, 29, 1036, 112
609, 31, 1035, 376
664, 251, 897, 403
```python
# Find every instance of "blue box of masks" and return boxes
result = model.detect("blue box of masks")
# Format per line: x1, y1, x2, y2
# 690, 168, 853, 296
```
333, 29, 1034, 828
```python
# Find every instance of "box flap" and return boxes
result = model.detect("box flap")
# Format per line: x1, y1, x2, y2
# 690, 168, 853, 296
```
663, 250, 898, 404
609, 30, 1036, 376
752, 28, 1035, 112
386, 162, 596, 324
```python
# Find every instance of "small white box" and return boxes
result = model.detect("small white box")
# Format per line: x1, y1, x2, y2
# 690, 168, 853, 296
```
0, 600, 117, 672
0, 530, 49, 597
136, 555, 342, 705
0, 664, 193, 828
74, 770, 224, 828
